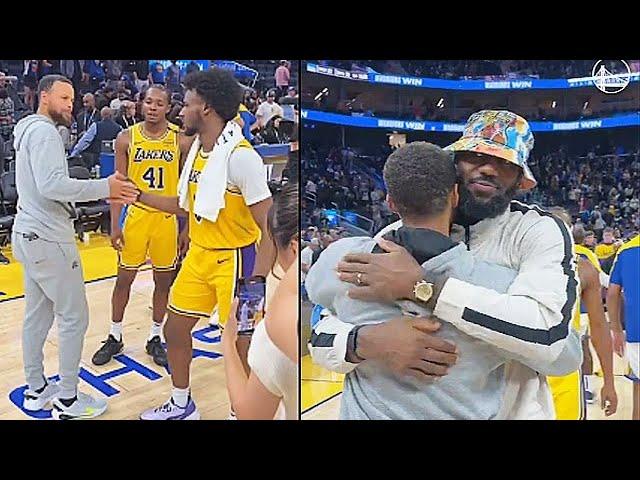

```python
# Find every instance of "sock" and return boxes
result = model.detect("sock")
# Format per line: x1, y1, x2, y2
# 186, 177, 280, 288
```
59, 396, 78, 407
171, 387, 189, 408
149, 321, 163, 341
110, 322, 123, 341
584, 375, 591, 392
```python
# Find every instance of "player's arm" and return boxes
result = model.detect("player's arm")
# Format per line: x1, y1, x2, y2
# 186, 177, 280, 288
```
109, 129, 131, 247
176, 133, 195, 253
230, 148, 276, 277
332, 216, 580, 370
347, 215, 578, 363
606, 253, 626, 356
580, 259, 616, 401
137, 191, 186, 216
250, 117, 261, 133
249, 198, 275, 277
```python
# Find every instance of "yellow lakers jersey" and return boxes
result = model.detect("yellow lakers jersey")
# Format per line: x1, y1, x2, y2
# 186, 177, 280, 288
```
575, 244, 602, 272
188, 140, 261, 250
128, 122, 181, 212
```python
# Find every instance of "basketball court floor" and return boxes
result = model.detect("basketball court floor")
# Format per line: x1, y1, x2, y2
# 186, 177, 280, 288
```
0, 233, 230, 420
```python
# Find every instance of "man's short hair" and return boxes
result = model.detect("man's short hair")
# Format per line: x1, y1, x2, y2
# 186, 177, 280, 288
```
383, 141, 456, 218
182, 68, 242, 122
572, 224, 586, 244
603, 227, 614, 234
37, 74, 72, 97
144, 83, 171, 103
100, 107, 114, 119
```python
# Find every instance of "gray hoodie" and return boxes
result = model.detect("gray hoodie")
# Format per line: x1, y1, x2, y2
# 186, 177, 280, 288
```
13, 114, 109, 243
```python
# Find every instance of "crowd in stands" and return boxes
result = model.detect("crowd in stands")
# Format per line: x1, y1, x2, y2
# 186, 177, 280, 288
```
302, 143, 398, 235
0, 59, 299, 265
0, 60, 298, 158
301, 139, 640, 273
523, 145, 640, 241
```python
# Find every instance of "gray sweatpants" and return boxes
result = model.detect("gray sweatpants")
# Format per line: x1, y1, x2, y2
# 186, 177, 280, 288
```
12, 231, 89, 399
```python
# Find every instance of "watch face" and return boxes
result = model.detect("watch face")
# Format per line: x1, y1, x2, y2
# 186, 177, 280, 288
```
416, 282, 433, 302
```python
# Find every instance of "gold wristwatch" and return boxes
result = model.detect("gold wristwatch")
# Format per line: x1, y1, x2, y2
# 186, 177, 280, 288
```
413, 280, 434, 303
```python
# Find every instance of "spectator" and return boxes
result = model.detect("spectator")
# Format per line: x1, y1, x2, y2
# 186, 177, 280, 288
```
0, 86, 15, 141
57, 123, 73, 153
593, 210, 606, 241
59, 60, 84, 86
83, 60, 105, 92
76, 93, 99, 135
285, 86, 298, 100
165, 60, 181, 93
149, 62, 165, 85
255, 90, 283, 129
70, 107, 122, 168
242, 88, 257, 112
595, 227, 620, 273
584, 230, 597, 249
186, 61, 200, 75
104, 60, 123, 81
23, 60, 39, 111
301, 238, 320, 281
115, 100, 138, 129
132, 70, 149, 94
274, 60, 291, 99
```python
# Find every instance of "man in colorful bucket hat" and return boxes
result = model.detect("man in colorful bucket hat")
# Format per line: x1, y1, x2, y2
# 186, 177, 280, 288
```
445, 109, 536, 189
309, 110, 583, 419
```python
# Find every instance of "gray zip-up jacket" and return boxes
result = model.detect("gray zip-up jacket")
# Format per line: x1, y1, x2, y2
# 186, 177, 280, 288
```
13, 114, 109, 243
308, 202, 582, 419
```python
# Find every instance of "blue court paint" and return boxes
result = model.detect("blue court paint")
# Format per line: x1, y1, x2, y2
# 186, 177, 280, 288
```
9, 329, 223, 418
192, 325, 221, 344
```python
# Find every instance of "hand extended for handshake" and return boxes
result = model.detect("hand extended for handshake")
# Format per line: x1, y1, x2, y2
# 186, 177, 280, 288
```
106, 171, 139, 205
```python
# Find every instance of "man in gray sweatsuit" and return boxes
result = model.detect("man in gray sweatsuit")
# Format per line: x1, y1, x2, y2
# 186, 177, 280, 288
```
306, 142, 582, 419
11, 75, 138, 420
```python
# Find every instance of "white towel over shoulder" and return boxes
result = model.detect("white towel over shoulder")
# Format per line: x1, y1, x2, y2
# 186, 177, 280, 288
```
178, 121, 244, 223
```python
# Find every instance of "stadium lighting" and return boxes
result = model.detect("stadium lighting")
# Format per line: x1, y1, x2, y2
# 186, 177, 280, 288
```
314, 87, 329, 101
551, 100, 557, 109
437, 97, 444, 108
583, 101, 589, 110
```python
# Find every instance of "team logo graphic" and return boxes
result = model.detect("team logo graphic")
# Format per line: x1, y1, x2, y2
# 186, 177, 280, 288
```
592, 60, 631, 94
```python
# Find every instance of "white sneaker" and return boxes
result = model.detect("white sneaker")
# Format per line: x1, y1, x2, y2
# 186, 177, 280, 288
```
227, 410, 237, 420
23, 382, 60, 411
51, 392, 108, 420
